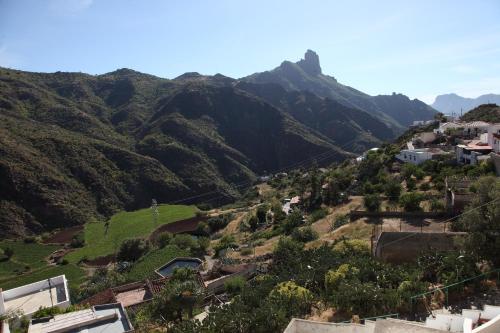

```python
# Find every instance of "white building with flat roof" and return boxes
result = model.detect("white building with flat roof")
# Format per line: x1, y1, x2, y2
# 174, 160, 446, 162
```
28, 303, 133, 333
395, 148, 447, 165
0, 275, 70, 317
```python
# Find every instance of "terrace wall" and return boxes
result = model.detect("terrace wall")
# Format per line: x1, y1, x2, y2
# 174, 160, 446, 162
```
374, 232, 466, 264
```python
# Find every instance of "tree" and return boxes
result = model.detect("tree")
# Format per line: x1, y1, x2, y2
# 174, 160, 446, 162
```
291, 227, 318, 243
256, 205, 268, 224
325, 264, 359, 293
248, 215, 259, 231
283, 211, 304, 234
3, 247, 14, 260
364, 193, 381, 212
399, 192, 425, 212
269, 281, 313, 315
117, 238, 150, 262
454, 177, 500, 266
384, 179, 402, 201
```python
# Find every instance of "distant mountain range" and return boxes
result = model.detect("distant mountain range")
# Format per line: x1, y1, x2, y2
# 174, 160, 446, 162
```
432, 93, 500, 115
0, 51, 438, 236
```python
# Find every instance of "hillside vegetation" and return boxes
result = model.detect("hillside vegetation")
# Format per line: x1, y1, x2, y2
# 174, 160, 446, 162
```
460, 103, 500, 123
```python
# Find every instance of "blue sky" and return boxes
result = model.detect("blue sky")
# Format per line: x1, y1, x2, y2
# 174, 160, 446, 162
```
1, 0, 499, 103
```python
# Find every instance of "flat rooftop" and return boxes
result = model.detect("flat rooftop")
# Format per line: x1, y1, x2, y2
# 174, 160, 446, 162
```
28, 303, 133, 333
4, 284, 65, 315
1, 275, 69, 317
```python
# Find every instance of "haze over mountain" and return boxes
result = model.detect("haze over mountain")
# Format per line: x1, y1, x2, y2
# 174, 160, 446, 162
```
432, 93, 500, 115
243, 50, 437, 129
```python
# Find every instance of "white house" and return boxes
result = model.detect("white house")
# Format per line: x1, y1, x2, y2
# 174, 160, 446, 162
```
0, 275, 70, 318
479, 124, 500, 153
435, 121, 491, 136
456, 141, 493, 165
28, 303, 133, 333
395, 148, 447, 165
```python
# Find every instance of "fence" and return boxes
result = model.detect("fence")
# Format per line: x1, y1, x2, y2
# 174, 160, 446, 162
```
350, 210, 451, 221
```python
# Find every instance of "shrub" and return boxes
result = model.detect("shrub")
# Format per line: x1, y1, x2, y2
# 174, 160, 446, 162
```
399, 192, 425, 212
240, 247, 253, 256
248, 215, 259, 231
419, 182, 431, 191
23, 236, 37, 243
364, 193, 381, 212
156, 232, 173, 248
283, 211, 304, 234
214, 235, 237, 256
430, 198, 445, 212
70, 233, 85, 248
3, 247, 14, 260
195, 222, 210, 236
171, 234, 198, 251
224, 276, 246, 295
384, 180, 402, 201
256, 205, 268, 224
291, 227, 318, 243
308, 208, 328, 223
207, 214, 233, 233
334, 239, 370, 256
332, 214, 349, 230
117, 238, 150, 262
269, 281, 313, 314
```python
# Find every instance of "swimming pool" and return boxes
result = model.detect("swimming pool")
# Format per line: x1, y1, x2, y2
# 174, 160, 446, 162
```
155, 257, 203, 277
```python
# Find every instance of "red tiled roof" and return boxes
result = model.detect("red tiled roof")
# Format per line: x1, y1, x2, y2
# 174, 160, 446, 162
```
148, 277, 169, 295
79, 288, 116, 306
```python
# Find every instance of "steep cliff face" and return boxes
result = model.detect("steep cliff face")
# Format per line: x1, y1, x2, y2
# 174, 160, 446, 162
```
243, 50, 436, 128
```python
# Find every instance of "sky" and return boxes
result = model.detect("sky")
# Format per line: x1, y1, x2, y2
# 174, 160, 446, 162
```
1, 0, 499, 104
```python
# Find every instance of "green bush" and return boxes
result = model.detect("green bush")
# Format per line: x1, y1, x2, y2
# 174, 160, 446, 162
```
332, 214, 349, 230
291, 227, 318, 243
171, 234, 198, 251
70, 233, 85, 248
419, 182, 431, 191
399, 192, 425, 212
224, 276, 246, 295
156, 232, 173, 248
283, 211, 304, 234
117, 238, 150, 262
364, 194, 381, 212
308, 208, 328, 223
240, 247, 253, 256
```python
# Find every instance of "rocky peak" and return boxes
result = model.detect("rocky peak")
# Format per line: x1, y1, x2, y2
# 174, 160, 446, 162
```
297, 49, 322, 76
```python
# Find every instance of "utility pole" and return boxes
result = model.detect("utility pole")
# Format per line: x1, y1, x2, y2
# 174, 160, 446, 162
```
151, 199, 159, 225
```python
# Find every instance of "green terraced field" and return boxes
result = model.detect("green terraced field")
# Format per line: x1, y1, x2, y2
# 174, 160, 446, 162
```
125, 245, 189, 282
0, 264, 85, 290
65, 204, 197, 263
0, 241, 60, 278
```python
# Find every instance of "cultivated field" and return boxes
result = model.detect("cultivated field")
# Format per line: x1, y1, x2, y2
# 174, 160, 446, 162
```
65, 204, 197, 263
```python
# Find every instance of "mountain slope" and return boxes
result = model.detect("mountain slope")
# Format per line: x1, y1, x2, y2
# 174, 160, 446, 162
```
0, 67, 351, 237
235, 81, 392, 152
242, 50, 436, 129
460, 103, 500, 123
432, 93, 500, 114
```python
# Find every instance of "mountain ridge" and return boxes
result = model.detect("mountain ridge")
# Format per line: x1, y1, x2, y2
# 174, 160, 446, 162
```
242, 50, 437, 129
432, 93, 500, 115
